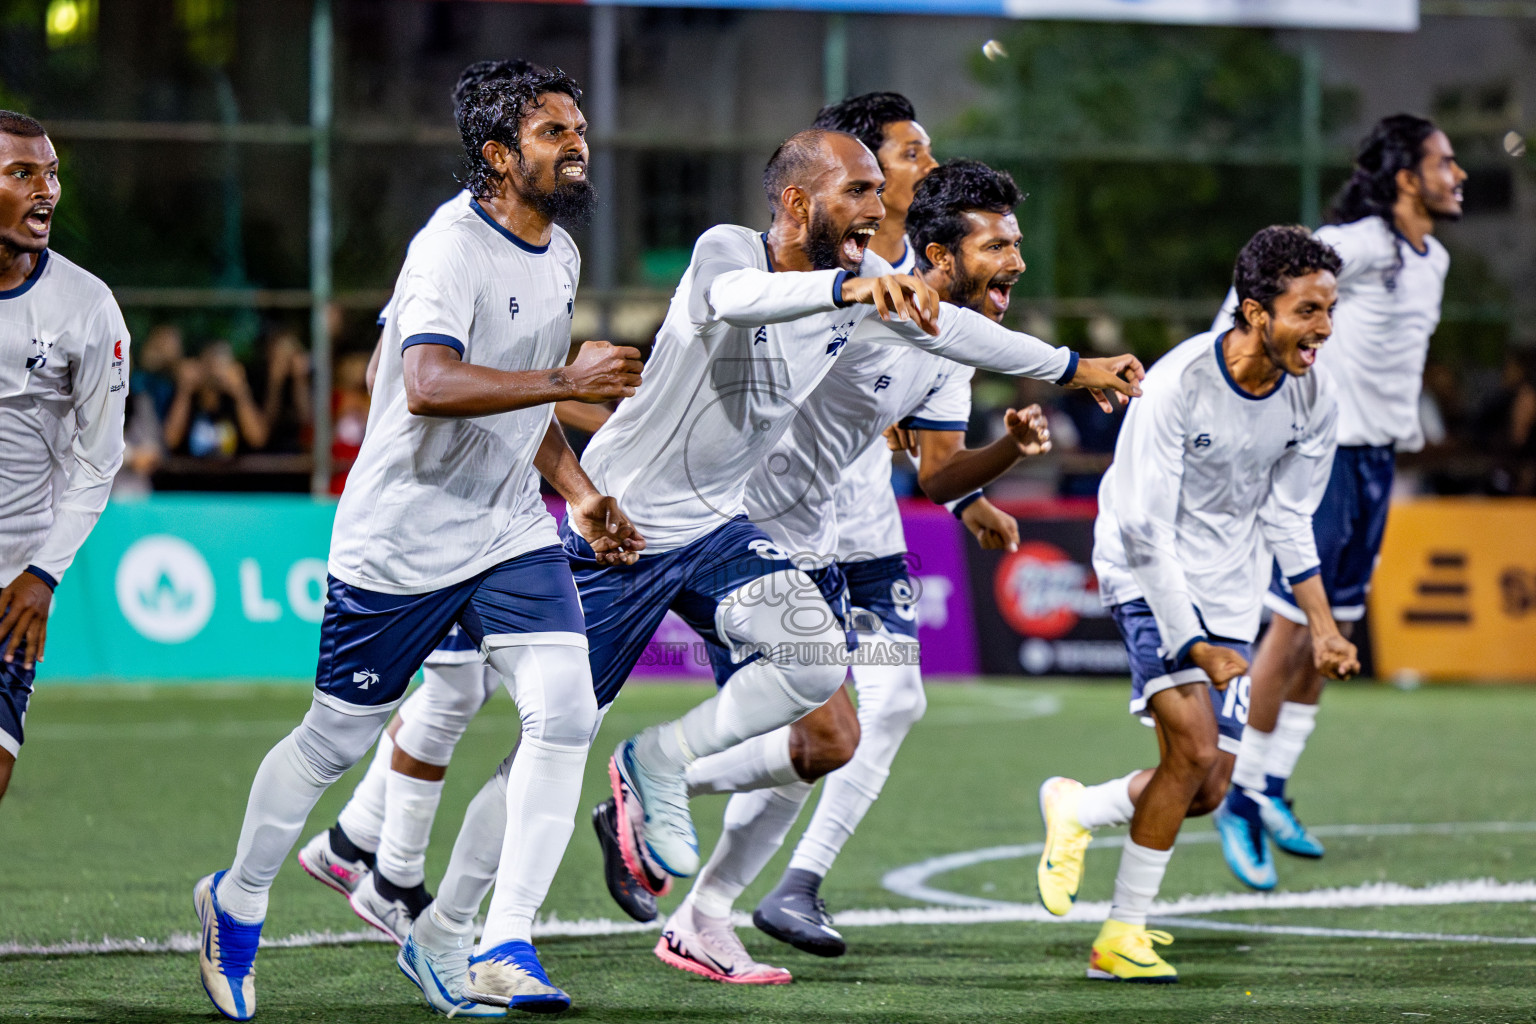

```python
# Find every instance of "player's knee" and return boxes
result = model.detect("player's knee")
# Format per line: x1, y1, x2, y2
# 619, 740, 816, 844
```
789, 696, 861, 780
871, 666, 927, 734
1164, 734, 1219, 781
395, 665, 489, 765
292, 700, 390, 784
1186, 773, 1231, 817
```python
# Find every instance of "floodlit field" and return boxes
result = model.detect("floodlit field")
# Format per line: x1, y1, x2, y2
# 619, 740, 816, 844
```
3, 679, 1534, 1023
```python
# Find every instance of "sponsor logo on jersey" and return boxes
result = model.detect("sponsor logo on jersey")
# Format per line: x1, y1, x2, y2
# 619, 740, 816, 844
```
1193, 433, 1212, 449
115, 535, 217, 643
110, 339, 126, 392
509, 297, 520, 320
754, 326, 767, 346
874, 374, 892, 392
994, 541, 1102, 640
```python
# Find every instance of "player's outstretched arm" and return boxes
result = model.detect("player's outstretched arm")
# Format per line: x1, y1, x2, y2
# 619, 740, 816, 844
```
912, 407, 1052, 505
532, 419, 645, 566
839, 274, 941, 335
1288, 575, 1361, 680
403, 340, 642, 418
1063, 354, 1145, 413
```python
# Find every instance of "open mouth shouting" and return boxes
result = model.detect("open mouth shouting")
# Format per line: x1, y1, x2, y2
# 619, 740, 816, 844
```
23, 203, 52, 238
986, 273, 1020, 317
557, 158, 588, 183
842, 222, 877, 266
1296, 336, 1325, 368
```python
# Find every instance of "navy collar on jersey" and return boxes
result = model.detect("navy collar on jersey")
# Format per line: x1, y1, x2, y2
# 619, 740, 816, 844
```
1214, 331, 1285, 401
0, 249, 49, 300
891, 237, 909, 269
759, 232, 776, 272
1391, 225, 1431, 257
471, 199, 550, 255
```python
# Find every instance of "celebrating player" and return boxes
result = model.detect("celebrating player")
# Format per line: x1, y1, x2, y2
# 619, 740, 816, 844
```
580, 128, 1143, 903
0, 110, 128, 806
194, 66, 644, 1019
642, 159, 1147, 982
1212, 115, 1466, 888
1036, 226, 1360, 983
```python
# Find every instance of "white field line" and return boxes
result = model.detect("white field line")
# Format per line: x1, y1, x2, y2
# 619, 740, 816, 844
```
881, 820, 1536, 910
6, 878, 1536, 957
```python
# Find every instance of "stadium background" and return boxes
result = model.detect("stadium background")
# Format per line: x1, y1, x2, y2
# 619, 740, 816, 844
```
4, 3, 1536, 1021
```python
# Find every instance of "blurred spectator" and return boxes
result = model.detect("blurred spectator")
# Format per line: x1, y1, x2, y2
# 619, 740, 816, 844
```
330, 350, 371, 495
131, 324, 184, 422
112, 391, 164, 498
249, 326, 313, 454
1475, 352, 1536, 495
164, 341, 270, 457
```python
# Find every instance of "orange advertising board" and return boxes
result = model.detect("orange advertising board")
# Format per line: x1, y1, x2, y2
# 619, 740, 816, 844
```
1369, 498, 1536, 681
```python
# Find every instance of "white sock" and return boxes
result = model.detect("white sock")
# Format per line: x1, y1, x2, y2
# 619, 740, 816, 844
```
335, 728, 394, 852
1108, 839, 1173, 926
1231, 725, 1275, 792
690, 781, 814, 919
685, 727, 799, 797
1267, 702, 1319, 782
375, 771, 444, 888
788, 758, 886, 876
476, 737, 588, 951
653, 658, 821, 769
435, 759, 510, 929
1076, 772, 1139, 830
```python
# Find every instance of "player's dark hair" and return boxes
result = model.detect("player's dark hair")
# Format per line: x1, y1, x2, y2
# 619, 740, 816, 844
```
762, 128, 848, 217
811, 92, 917, 168
906, 160, 1023, 272
457, 66, 582, 199
1326, 113, 1439, 292
1231, 225, 1343, 331
0, 110, 46, 139
452, 59, 537, 115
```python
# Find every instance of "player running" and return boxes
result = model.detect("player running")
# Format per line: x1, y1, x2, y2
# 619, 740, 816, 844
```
644, 159, 1146, 983
1213, 115, 1466, 889
580, 128, 1142, 900
0, 110, 128, 806
1036, 226, 1360, 983
194, 67, 644, 1019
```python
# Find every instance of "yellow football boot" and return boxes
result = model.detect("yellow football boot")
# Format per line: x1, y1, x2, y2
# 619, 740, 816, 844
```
1086, 919, 1178, 983
1036, 776, 1092, 916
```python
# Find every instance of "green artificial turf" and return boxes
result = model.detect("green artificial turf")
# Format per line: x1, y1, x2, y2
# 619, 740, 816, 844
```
2, 679, 1534, 1023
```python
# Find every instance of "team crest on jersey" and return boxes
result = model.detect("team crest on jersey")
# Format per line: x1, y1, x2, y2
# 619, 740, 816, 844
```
1193, 433, 1212, 449
110, 339, 126, 392
24, 336, 53, 371
874, 374, 892, 392
826, 317, 857, 356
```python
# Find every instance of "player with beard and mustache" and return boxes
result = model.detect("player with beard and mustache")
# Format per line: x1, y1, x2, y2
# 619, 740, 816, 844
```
1202, 115, 1468, 889
195, 66, 646, 1019
0, 110, 129, 809
571, 132, 1142, 974
628, 159, 1148, 982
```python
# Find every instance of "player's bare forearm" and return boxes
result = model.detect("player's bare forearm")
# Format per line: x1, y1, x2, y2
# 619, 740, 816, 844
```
1290, 574, 1360, 679
553, 400, 611, 435
916, 430, 1020, 505
533, 419, 597, 507
403, 340, 642, 418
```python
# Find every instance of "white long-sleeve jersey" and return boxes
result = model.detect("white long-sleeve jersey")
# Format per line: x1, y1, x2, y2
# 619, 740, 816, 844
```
1212, 216, 1447, 451
581, 224, 1075, 552
0, 249, 128, 587
1094, 331, 1338, 656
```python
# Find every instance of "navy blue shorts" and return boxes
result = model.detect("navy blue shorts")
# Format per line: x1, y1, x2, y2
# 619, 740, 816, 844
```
564, 516, 848, 707
0, 658, 34, 758
425, 623, 481, 667
1111, 599, 1249, 755
698, 561, 857, 687
842, 553, 920, 640
1268, 444, 1395, 624
314, 545, 585, 711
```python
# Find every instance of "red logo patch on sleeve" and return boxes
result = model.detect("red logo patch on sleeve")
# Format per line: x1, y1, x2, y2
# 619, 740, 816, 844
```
114, 340, 123, 360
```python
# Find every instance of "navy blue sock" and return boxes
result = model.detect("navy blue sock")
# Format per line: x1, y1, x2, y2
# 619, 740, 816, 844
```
1263, 774, 1288, 799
